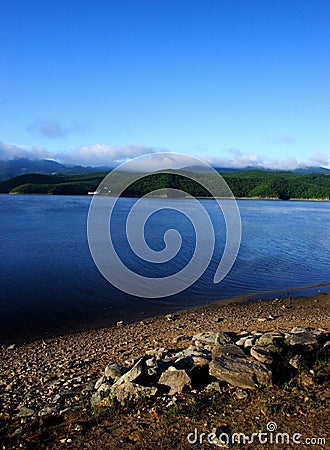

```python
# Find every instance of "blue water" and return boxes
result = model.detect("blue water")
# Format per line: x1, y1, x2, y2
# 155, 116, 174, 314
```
0, 195, 329, 342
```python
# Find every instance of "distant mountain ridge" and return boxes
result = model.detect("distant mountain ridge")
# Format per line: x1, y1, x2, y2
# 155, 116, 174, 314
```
0, 158, 65, 181
0, 158, 113, 182
0, 157, 329, 182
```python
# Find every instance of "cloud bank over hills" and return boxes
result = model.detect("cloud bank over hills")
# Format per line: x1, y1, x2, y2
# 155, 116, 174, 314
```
0, 141, 329, 171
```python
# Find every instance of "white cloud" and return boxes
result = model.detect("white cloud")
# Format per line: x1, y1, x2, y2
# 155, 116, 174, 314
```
55, 144, 161, 166
305, 151, 330, 169
118, 152, 202, 172
199, 149, 330, 170
0, 141, 52, 160
0, 141, 329, 170
0, 142, 161, 166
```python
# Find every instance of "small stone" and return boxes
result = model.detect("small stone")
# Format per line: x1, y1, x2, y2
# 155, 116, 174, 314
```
158, 366, 191, 395
52, 393, 61, 403
166, 314, 177, 321
39, 406, 57, 417
257, 318, 268, 322
94, 376, 106, 390
172, 335, 190, 343
124, 356, 140, 366
205, 381, 222, 393
323, 341, 330, 350
243, 337, 255, 349
104, 363, 123, 380
17, 407, 36, 418
291, 327, 308, 333
146, 347, 167, 359
235, 336, 249, 346
289, 354, 302, 369
250, 346, 273, 365
193, 332, 233, 348
146, 357, 156, 367
12, 427, 23, 436
116, 321, 124, 326
147, 367, 157, 377
238, 331, 249, 337
234, 389, 249, 400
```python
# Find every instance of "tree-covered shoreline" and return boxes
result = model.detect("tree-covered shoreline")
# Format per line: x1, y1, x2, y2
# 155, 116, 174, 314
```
0, 169, 329, 200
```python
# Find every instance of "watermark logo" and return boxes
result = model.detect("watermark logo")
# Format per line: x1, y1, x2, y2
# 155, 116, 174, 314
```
87, 152, 241, 298
266, 421, 277, 432
187, 421, 326, 446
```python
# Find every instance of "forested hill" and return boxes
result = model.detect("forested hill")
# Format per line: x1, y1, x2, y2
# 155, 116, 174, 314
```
0, 169, 329, 200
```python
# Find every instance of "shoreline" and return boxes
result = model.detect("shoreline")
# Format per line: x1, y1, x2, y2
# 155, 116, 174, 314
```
2, 192, 330, 201
2, 288, 329, 350
2, 282, 330, 346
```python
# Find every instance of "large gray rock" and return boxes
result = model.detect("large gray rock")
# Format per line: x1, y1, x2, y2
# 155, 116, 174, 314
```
212, 344, 245, 358
158, 366, 191, 394
286, 332, 317, 347
256, 332, 283, 347
193, 332, 234, 350
209, 355, 272, 390
109, 381, 157, 405
115, 357, 144, 384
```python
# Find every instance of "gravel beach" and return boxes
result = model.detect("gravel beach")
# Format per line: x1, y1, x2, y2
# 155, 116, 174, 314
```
1, 291, 329, 449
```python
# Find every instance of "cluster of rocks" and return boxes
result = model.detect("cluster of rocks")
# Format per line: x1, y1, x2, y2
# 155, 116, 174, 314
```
92, 327, 329, 406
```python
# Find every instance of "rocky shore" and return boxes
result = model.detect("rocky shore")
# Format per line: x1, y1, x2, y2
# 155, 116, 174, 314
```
1, 291, 329, 449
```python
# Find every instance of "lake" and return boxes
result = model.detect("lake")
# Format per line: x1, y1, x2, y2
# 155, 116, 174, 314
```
0, 195, 329, 343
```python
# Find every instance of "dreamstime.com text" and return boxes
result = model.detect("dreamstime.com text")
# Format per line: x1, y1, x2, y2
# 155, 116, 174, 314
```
187, 421, 326, 446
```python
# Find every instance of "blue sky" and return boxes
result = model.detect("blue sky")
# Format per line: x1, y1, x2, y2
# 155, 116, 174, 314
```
1, 0, 329, 168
